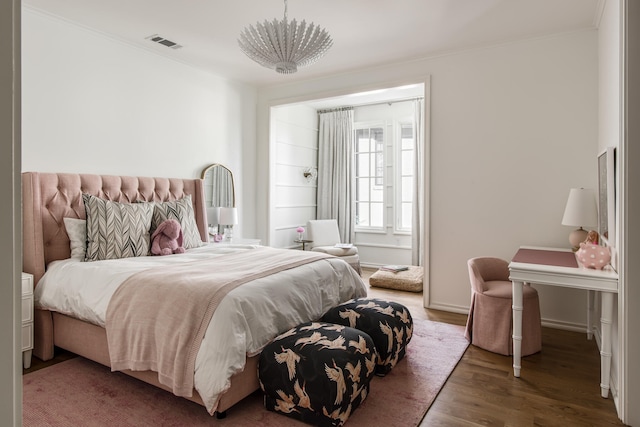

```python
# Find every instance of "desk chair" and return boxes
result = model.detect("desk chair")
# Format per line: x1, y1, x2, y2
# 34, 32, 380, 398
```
464, 257, 542, 356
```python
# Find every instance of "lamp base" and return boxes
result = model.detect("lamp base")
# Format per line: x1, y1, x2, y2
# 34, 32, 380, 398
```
224, 226, 234, 243
569, 227, 588, 252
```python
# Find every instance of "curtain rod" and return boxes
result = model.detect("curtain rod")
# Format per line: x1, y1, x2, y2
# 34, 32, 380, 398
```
317, 106, 354, 114
354, 96, 423, 109
317, 96, 423, 114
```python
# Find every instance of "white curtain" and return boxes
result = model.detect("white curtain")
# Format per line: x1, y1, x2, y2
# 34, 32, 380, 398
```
317, 108, 354, 243
412, 98, 425, 266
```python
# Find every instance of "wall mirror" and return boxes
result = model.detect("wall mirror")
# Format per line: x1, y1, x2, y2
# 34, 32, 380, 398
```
201, 163, 235, 208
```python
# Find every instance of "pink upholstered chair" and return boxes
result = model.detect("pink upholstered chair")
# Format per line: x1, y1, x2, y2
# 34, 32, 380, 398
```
464, 257, 542, 356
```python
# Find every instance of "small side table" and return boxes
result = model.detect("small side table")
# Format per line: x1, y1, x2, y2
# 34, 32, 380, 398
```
21, 272, 34, 369
294, 239, 313, 251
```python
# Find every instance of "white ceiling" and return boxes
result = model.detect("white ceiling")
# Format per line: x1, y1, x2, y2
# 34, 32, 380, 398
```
23, 0, 601, 88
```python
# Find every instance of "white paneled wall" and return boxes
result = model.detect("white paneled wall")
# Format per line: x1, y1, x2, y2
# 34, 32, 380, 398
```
273, 184, 317, 206
271, 104, 318, 248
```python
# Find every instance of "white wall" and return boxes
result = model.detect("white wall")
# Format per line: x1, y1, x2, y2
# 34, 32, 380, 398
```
21, 7, 259, 239
258, 31, 599, 329
270, 104, 318, 248
428, 33, 598, 323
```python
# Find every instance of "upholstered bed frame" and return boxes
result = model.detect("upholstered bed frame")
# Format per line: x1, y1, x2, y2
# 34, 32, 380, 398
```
22, 172, 259, 415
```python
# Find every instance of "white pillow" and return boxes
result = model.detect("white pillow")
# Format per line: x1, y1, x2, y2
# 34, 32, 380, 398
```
63, 217, 87, 260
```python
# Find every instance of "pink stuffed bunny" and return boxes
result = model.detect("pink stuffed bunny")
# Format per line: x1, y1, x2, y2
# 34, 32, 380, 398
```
151, 219, 185, 255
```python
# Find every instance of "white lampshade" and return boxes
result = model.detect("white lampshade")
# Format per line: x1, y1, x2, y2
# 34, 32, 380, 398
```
562, 188, 597, 250
206, 207, 220, 226
218, 207, 238, 226
561, 188, 597, 227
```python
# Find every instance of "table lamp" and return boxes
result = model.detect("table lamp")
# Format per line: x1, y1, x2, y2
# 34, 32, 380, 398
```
206, 207, 220, 235
219, 207, 238, 242
561, 188, 597, 251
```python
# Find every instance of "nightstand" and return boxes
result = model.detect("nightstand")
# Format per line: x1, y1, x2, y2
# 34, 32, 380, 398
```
21, 272, 34, 369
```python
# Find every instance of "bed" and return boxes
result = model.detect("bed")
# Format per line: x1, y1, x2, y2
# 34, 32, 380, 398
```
22, 172, 367, 417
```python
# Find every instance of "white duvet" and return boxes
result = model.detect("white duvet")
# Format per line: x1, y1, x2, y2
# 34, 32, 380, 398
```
34, 244, 367, 414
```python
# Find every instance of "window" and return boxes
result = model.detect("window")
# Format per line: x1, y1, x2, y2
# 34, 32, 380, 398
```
398, 123, 414, 231
355, 126, 384, 228
354, 121, 414, 232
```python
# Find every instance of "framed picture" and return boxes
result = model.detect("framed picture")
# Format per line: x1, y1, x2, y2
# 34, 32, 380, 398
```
597, 147, 616, 246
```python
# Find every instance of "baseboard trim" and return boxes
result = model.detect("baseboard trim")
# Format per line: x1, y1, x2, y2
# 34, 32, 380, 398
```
427, 303, 589, 333
426, 303, 469, 315
540, 319, 587, 333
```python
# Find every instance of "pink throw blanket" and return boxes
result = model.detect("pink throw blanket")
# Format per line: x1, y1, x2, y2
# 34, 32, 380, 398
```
105, 246, 330, 397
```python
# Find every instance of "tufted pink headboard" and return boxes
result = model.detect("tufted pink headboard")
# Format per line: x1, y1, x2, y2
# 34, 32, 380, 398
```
22, 172, 208, 285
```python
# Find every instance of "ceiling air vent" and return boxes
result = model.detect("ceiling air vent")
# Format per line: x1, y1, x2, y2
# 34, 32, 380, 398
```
145, 34, 183, 50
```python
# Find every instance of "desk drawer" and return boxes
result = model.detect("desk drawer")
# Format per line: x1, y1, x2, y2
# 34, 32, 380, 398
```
22, 273, 33, 295
22, 295, 33, 323
22, 323, 33, 352
21, 272, 34, 356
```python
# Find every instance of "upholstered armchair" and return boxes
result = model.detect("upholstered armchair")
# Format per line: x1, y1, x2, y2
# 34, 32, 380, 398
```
306, 219, 362, 275
464, 257, 542, 356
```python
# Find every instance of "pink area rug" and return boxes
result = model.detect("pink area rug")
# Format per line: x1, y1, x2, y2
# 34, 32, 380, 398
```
23, 320, 468, 427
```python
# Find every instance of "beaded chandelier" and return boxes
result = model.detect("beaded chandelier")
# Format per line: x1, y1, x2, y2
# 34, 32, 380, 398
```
238, 0, 333, 74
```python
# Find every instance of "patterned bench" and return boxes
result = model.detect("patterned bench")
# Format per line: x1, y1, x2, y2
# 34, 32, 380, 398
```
258, 321, 377, 427
321, 298, 413, 376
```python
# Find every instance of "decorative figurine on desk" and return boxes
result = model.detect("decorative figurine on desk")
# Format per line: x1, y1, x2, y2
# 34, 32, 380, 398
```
584, 229, 599, 245
576, 230, 610, 269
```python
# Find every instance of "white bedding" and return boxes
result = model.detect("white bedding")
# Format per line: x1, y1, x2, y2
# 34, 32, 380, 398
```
34, 244, 367, 414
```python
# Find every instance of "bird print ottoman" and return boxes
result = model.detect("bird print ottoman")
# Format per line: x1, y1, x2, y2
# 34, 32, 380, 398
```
258, 321, 377, 427
321, 298, 413, 376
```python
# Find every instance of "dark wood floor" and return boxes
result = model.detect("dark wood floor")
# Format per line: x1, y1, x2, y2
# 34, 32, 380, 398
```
23, 348, 76, 375
361, 268, 625, 427
25, 268, 626, 426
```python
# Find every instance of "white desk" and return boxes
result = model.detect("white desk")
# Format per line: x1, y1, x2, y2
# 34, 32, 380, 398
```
509, 246, 618, 398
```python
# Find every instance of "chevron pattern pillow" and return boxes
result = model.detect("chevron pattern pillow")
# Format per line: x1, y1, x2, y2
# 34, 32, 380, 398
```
82, 194, 154, 261
151, 195, 204, 249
